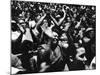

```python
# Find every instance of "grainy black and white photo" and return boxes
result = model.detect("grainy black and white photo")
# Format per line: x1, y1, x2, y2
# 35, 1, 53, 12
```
11, 0, 96, 74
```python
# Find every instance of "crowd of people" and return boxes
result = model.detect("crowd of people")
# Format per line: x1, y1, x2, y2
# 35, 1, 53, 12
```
11, 1, 96, 74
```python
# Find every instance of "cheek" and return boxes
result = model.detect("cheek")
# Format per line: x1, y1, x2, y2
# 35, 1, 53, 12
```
63, 43, 69, 48
83, 37, 90, 42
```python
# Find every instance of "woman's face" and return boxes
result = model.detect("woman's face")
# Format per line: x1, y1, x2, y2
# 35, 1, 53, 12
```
60, 33, 69, 48
62, 41, 69, 48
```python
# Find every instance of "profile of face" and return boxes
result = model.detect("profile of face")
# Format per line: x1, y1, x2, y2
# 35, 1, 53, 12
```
52, 32, 58, 39
59, 33, 69, 48
83, 37, 90, 43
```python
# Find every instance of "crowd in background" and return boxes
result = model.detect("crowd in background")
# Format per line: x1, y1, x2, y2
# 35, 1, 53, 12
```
11, 1, 96, 74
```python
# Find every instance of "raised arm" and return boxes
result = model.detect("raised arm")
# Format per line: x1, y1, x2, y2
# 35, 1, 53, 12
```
50, 14, 59, 26
30, 13, 46, 41
58, 8, 66, 26
50, 8, 66, 26
35, 14, 47, 29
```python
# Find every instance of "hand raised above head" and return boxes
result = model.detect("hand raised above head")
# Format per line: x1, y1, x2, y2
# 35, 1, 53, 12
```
62, 8, 66, 14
